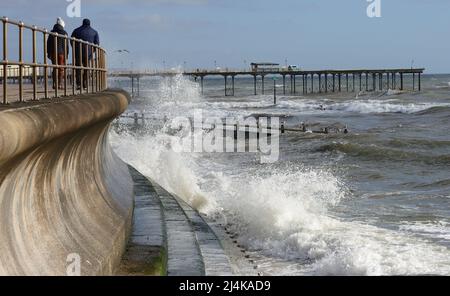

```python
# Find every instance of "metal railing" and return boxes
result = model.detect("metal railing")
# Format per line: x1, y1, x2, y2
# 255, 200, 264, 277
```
1, 17, 107, 104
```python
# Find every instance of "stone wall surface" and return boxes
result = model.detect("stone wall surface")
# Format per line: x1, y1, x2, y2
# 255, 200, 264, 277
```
0, 90, 134, 275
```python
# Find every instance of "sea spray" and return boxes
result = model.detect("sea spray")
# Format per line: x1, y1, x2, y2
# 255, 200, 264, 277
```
110, 74, 450, 275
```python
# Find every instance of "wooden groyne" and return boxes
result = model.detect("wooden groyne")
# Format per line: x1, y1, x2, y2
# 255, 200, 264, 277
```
109, 68, 425, 97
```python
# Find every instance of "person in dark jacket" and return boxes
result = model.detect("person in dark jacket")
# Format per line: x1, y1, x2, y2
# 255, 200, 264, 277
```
47, 17, 69, 89
71, 19, 100, 89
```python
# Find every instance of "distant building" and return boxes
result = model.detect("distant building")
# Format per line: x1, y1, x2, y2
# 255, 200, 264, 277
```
0, 65, 43, 78
250, 63, 280, 72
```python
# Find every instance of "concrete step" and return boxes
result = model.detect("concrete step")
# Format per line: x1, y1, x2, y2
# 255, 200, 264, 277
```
118, 165, 232, 276
151, 183, 205, 276
115, 167, 166, 276
175, 198, 233, 276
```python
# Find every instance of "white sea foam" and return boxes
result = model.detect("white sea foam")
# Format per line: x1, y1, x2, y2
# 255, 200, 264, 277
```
110, 75, 450, 275
399, 221, 450, 241
329, 100, 449, 114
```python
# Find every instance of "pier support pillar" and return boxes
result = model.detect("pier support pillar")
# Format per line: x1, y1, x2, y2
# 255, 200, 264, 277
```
346, 74, 349, 92
366, 73, 369, 91
400, 73, 404, 90
137, 76, 140, 97
318, 74, 322, 93
372, 73, 376, 91
412, 73, 416, 91
224, 75, 228, 96
333, 74, 336, 92
290, 75, 293, 94
301, 75, 304, 94
338, 74, 342, 92
293, 75, 296, 93
359, 74, 362, 92
231, 75, 235, 96
282, 75, 286, 95
325, 74, 328, 93
418, 73, 421, 91
379, 73, 383, 90
352, 73, 355, 92
311, 74, 314, 94
304, 75, 307, 94
262, 75, 265, 95
253, 75, 257, 95
200, 76, 204, 94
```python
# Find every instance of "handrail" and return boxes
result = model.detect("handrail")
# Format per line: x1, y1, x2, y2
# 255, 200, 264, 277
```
1, 16, 107, 104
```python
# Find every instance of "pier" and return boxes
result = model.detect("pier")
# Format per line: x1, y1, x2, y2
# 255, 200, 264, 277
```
109, 67, 425, 97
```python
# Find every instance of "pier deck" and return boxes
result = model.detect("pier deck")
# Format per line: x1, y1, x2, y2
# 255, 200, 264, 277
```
108, 68, 425, 97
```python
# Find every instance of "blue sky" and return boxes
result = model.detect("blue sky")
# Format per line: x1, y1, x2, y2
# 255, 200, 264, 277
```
2, 0, 450, 73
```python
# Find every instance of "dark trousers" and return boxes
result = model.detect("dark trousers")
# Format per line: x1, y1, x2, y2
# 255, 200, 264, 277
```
75, 58, 89, 89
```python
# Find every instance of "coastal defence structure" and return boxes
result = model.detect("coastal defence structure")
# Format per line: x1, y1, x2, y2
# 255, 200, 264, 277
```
0, 18, 133, 275
109, 67, 425, 97
1, 17, 232, 276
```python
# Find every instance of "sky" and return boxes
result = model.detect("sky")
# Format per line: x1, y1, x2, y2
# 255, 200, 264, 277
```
2, 0, 450, 73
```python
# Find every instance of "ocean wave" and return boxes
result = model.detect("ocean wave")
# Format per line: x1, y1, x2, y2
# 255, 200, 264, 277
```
414, 105, 450, 115
315, 142, 450, 165
399, 221, 450, 241
205, 168, 450, 275
110, 74, 450, 276
387, 138, 450, 149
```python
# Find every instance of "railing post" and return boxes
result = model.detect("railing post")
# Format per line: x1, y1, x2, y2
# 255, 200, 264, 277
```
95, 46, 99, 92
64, 37, 67, 97
85, 42, 89, 93
18, 21, 24, 102
54, 33, 58, 98
43, 30, 49, 99
89, 44, 93, 93
72, 39, 76, 95
104, 50, 107, 89
2, 17, 8, 104
32, 26, 37, 100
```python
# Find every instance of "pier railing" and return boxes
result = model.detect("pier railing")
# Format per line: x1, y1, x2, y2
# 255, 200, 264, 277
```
1, 17, 107, 104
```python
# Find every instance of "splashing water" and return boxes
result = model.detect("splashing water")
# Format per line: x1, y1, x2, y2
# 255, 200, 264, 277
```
110, 74, 450, 275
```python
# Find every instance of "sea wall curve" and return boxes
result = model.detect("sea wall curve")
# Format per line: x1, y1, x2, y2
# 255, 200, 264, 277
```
0, 90, 133, 275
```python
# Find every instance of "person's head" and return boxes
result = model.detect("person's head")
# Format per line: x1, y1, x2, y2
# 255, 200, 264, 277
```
57, 17, 65, 28
82, 19, 91, 26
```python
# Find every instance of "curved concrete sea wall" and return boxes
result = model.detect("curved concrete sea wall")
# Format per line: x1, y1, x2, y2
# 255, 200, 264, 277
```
0, 90, 133, 275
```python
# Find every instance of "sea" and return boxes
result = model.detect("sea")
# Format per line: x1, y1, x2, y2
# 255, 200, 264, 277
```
109, 73, 450, 275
